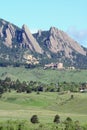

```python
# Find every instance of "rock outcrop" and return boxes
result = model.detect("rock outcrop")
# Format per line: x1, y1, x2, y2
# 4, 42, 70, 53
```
0, 19, 16, 47
0, 18, 87, 67
4, 24, 16, 47
22, 24, 43, 54
0, 19, 43, 54
0, 26, 3, 37
48, 27, 86, 57
34, 27, 86, 59
4, 27, 12, 47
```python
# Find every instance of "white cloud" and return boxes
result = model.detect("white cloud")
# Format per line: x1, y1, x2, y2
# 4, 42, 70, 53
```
67, 27, 87, 47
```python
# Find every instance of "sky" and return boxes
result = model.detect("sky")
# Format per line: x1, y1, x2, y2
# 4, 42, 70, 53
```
0, 0, 87, 47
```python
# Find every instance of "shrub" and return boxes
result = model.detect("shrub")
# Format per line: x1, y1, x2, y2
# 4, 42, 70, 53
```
66, 117, 72, 122
71, 94, 74, 99
30, 115, 39, 124
36, 91, 40, 94
53, 114, 60, 124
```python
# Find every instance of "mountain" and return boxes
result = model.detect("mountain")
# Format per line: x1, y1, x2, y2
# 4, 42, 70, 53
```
34, 27, 86, 57
0, 18, 43, 65
0, 19, 42, 53
34, 27, 87, 68
0, 18, 87, 68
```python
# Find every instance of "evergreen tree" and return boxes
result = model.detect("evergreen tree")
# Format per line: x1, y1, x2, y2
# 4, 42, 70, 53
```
30, 115, 39, 124
53, 114, 60, 124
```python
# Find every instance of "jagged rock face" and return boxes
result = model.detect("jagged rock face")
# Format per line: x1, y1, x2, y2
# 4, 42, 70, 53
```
0, 26, 4, 37
48, 27, 86, 57
4, 27, 12, 47
4, 24, 16, 47
22, 24, 43, 54
0, 18, 87, 67
49, 27, 86, 56
0, 20, 17, 47
37, 30, 42, 37
34, 27, 86, 58
0, 19, 43, 54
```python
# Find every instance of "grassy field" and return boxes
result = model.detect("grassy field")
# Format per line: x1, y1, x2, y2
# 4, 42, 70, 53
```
0, 91, 87, 125
0, 67, 87, 129
0, 67, 87, 83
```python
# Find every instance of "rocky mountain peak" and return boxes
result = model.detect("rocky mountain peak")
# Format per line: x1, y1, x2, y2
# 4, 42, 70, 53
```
37, 30, 42, 37
50, 27, 58, 34
22, 24, 31, 35
0, 19, 7, 26
48, 27, 86, 56
0, 18, 87, 68
0, 22, 15, 47
4, 24, 16, 48
22, 24, 43, 54
7, 24, 15, 37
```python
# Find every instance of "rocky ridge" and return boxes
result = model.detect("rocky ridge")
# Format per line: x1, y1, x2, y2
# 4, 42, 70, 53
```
0, 19, 42, 54
0, 18, 87, 67
22, 24, 43, 54
34, 27, 86, 58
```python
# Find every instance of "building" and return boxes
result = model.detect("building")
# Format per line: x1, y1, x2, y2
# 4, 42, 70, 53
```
57, 63, 64, 70
44, 62, 64, 70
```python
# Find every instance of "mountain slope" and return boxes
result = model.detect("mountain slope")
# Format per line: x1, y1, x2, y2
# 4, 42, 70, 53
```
0, 19, 43, 65
34, 27, 87, 67
0, 18, 87, 68
34, 27, 86, 57
0, 19, 42, 53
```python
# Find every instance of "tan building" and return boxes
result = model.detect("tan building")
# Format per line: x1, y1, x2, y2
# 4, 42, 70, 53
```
44, 62, 64, 70
57, 63, 64, 69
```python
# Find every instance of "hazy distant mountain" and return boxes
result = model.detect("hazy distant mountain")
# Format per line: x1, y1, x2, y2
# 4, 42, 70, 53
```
0, 18, 87, 68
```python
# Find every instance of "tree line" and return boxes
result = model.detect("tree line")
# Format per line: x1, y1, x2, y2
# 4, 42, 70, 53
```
0, 77, 83, 96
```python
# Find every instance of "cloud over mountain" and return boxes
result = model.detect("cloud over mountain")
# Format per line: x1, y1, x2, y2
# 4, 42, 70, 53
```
67, 27, 87, 47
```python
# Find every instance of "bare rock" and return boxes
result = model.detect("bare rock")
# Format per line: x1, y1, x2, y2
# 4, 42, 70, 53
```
4, 28, 12, 47
38, 30, 42, 37
4, 24, 16, 47
0, 26, 3, 37
8, 24, 15, 37
49, 27, 86, 57
22, 24, 43, 54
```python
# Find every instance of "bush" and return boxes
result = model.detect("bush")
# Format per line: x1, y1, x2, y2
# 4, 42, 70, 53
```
65, 117, 72, 122
36, 91, 40, 94
71, 94, 74, 99
53, 114, 60, 124
30, 115, 39, 124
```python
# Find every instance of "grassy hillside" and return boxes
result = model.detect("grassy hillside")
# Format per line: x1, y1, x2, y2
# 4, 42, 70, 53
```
0, 91, 87, 124
0, 67, 87, 83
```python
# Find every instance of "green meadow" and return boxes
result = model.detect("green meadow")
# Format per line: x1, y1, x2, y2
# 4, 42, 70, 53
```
0, 67, 87, 83
0, 91, 87, 124
0, 67, 87, 129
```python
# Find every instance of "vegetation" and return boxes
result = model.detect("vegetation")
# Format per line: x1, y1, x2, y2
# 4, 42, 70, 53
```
30, 115, 39, 124
0, 67, 87, 84
0, 76, 83, 95
53, 115, 60, 124
0, 67, 87, 129
0, 92, 87, 123
0, 116, 86, 130
0, 90, 87, 129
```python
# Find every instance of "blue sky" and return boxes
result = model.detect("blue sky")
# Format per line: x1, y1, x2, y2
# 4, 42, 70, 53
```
0, 0, 87, 47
